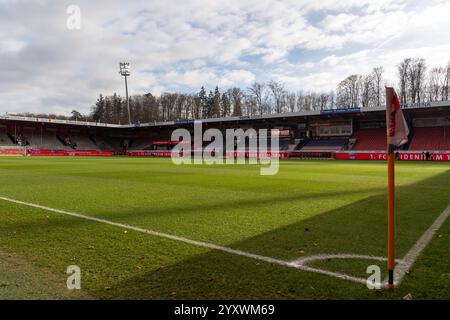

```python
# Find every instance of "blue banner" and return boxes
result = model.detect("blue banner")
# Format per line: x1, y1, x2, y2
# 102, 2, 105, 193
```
320, 108, 361, 115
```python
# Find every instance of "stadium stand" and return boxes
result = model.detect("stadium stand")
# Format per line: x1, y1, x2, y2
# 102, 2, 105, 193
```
28, 131, 69, 150
128, 138, 153, 150
0, 127, 15, 147
89, 135, 113, 151
350, 128, 386, 151
56, 134, 77, 149
409, 126, 450, 150
1, 101, 449, 158
300, 139, 347, 151
97, 136, 122, 151
70, 134, 100, 150
7, 132, 29, 146
128, 140, 183, 151
279, 139, 290, 151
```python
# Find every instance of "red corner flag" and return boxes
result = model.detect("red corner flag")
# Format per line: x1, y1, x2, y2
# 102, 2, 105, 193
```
386, 89, 409, 147
385, 87, 409, 289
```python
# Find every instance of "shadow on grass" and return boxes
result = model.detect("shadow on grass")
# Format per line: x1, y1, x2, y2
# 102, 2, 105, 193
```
1, 186, 385, 231
1, 170, 448, 299
89, 170, 449, 299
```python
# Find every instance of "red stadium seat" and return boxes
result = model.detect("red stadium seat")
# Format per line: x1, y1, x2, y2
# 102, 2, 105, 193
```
409, 126, 450, 150
351, 128, 386, 151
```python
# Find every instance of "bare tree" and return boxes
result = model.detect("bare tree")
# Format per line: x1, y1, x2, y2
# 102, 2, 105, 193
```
336, 75, 361, 108
296, 90, 307, 111
328, 91, 335, 109
174, 94, 187, 120
286, 92, 297, 112
242, 94, 255, 116
428, 67, 442, 102
230, 88, 243, 116
360, 73, 378, 108
248, 82, 268, 115
427, 62, 450, 101
268, 80, 286, 113
372, 66, 384, 106
160, 93, 178, 121
409, 58, 426, 103
398, 58, 427, 103
398, 58, 411, 104
318, 93, 330, 110
441, 62, 450, 101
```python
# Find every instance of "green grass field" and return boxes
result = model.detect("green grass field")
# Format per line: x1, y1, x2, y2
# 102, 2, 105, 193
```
0, 156, 449, 299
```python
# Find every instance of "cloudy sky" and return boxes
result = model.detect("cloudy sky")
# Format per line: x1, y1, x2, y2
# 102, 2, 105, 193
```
1, 0, 450, 115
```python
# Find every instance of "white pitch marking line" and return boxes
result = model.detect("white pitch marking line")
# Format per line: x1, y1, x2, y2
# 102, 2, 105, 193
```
1, 196, 449, 287
293, 253, 392, 266
0, 196, 293, 268
294, 264, 368, 284
392, 203, 450, 286
290, 202, 450, 287
0, 196, 368, 284
291, 254, 402, 286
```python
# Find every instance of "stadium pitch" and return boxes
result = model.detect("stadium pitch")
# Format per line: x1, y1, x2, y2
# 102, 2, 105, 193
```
0, 157, 449, 299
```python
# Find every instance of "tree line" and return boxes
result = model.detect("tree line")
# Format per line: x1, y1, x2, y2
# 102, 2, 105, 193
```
13, 58, 450, 123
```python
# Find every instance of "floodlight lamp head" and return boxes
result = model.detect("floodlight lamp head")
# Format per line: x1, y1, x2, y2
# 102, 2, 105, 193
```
119, 62, 130, 76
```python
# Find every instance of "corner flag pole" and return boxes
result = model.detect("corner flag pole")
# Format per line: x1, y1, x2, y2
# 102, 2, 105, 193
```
385, 87, 395, 289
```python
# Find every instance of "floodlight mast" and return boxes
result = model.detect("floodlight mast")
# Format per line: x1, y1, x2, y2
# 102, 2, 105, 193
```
119, 62, 132, 124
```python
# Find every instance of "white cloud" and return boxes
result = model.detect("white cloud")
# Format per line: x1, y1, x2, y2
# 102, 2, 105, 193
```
0, 0, 449, 115
0, 39, 27, 53
162, 69, 255, 89
218, 70, 256, 87
322, 13, 358, 32
163, 70, 217, 88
